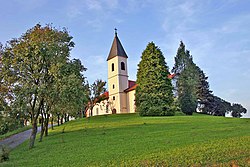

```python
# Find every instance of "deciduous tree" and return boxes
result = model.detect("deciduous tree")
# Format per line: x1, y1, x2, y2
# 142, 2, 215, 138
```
87, 79, 107, 116
1, 24, 75, 148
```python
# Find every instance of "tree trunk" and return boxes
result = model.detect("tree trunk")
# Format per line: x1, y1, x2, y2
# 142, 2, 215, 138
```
39, 114, 44, 142
51, 117, 54, 130
79, 110, 82, 118
29, 121, 38, 149
45, 115, 49, 136
60, 115, 63, 125
57, 114, 60, 126
64, 113, 67, 122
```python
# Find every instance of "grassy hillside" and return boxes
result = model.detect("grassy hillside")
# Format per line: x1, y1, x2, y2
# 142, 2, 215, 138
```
1, 113, 250, 166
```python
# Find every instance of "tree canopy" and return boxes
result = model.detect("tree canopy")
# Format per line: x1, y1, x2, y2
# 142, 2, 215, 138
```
172, 41, 247, 117
172, 42, 201, 115
136, 42, 174, 116
0, 24, 87, 148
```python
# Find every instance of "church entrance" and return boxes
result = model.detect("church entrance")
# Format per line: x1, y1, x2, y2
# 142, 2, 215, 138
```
112, 109, 117, 114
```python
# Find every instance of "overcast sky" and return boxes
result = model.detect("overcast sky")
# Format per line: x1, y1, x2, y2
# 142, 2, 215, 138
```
0, 0, 249, 117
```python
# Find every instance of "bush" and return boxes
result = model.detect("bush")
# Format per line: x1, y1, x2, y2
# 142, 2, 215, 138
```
138, 102, 176, 116
0, 145, 10, 162
0, 118, 18, 135
0, 123, 9, 135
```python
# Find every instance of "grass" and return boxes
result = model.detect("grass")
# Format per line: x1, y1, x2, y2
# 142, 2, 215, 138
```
1, 113, 250, 166
0, 125, 32, 141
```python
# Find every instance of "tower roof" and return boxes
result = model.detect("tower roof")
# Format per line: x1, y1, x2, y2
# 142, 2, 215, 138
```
107, 29, 128, 61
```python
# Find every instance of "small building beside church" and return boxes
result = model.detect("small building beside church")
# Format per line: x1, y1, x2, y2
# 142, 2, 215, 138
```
86, 31, 137, 117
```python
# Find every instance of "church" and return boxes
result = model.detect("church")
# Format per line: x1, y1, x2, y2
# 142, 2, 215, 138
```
86, 30, 137, 117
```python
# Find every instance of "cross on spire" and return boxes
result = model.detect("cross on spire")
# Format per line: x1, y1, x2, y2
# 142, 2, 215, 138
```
114, 28, 117, 36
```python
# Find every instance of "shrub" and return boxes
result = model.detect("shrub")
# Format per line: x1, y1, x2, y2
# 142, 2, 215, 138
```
0, 145, 10, 162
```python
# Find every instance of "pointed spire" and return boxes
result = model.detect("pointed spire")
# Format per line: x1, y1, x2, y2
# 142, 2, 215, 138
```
114, 28, 117, 36
107, 29, 128, 61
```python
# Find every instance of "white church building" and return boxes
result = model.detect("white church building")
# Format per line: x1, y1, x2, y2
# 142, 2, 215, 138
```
86, 31, 137, 117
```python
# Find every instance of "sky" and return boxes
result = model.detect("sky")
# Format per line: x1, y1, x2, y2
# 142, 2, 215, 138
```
0, 0, 249, 117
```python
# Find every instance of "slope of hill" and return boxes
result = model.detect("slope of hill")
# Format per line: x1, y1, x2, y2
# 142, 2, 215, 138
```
2, 113, 250, 166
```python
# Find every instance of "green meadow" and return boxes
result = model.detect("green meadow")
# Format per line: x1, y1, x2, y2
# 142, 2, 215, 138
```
1, 113, 250, 166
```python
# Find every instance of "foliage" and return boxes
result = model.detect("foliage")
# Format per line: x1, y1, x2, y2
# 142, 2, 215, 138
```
172, 41, 247, 117
2, 114, 250, 166
136, 42, 174, 116
55, 59, 87, 117
86, 79, 107, 116
0, 145, 10, 163
205, 95, 232, 116
0, 24, 87, 148
196, 68, 213, 113
231, 103, 247, 118
178, 84, 197, 115
172, 41, 192, 74
173, 42, 200, 115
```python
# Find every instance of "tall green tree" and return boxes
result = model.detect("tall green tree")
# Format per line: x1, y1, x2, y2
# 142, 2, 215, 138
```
174, 48, 200, 114
172, 41, 193, 75
136, 42, 174, 116
178, 66, 198, 115
1, 24, 75, 148
196, 68, 213, 113
172, 41, 213, 115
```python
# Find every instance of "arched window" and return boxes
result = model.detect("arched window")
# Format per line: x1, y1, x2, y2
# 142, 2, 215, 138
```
112, 63, 114, 72
121, 62, 125, 70
113, 84, 115, 89
113, 96, 115, 100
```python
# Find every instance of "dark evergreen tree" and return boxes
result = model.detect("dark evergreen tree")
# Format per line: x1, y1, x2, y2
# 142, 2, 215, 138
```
178, 74, 197, 115
205, 96, 231, 116
231, 103, 247, 117
173, 45, 199, 115
196, 68, 213, 113
172, 41, 192, 74
136, 42, 174, 116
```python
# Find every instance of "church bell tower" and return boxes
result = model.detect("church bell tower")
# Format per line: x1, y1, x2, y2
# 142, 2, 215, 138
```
107, 29, 128, 114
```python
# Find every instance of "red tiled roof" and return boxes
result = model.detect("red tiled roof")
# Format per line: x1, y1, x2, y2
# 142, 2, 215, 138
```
168, 73, 176, 79
93, 91, 109, 103
100, 91, 109, 99
124, 84, 138, 92
128, 80, 136, 88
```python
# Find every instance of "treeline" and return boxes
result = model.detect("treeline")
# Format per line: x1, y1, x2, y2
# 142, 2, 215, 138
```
172, 41, 247, 117
0, 24, 88, 148
135, 41, 247, 117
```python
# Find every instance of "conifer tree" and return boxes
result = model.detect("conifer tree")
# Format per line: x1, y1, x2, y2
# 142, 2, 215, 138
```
172, 42, 200, 114
196, 68, 213, 113
172, 41, 193, 74
177, 61, 199, 115
136, 42, 174, 116
231, 103, 247, 117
